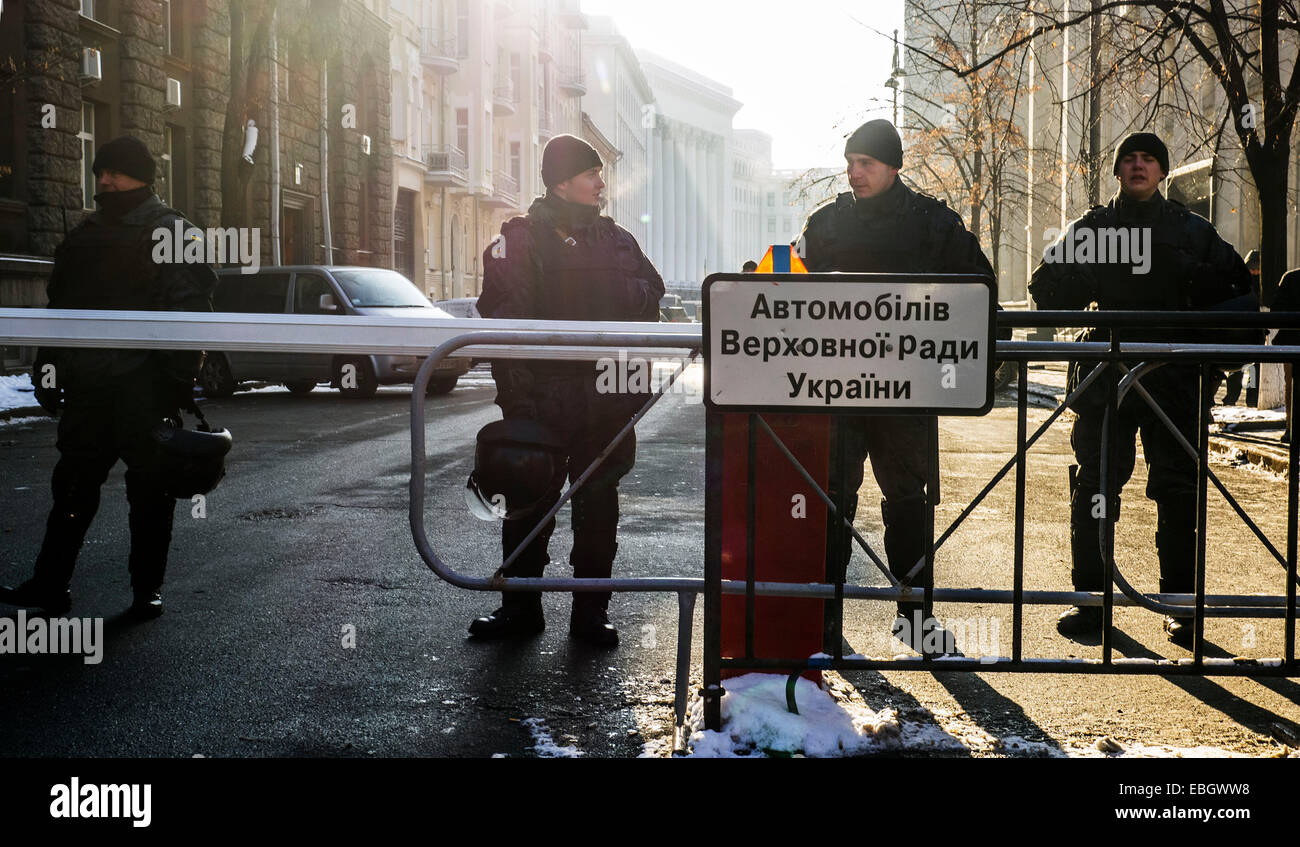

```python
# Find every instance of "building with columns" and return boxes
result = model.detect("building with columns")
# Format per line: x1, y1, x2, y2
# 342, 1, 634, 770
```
637, 49, 739, 294
580, 15, 653, 248
727, 129, 771, 273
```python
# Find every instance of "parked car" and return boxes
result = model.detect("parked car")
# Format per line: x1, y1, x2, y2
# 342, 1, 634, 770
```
434, 297, 482, 319
659, 293, 693, 323
204, 266, 470, 398
434, 298, 488, 365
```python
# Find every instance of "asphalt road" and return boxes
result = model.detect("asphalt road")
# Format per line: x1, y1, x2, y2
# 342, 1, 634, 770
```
1, 367, 1297, 757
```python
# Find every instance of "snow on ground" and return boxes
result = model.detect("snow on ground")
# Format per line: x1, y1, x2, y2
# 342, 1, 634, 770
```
1212, 405, 1286, 425
681, 672, 1271, 758
521, 717, 584, 758
0, 373, 36, 412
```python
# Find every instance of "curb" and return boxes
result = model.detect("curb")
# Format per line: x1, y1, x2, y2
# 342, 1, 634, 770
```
1208, 434, 1292, 476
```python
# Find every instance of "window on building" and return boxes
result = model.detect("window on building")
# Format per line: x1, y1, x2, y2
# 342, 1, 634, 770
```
510, 141, 521, 183
783, 219, 791, 234
164, 0, 187, 56
456, 0, 470, 58
359, 179, 371, 256
767, 218, 775, 234
79, 102, 96, 210
455, 107, 469, 153
767, 191, 774, 207
510, 52, 521, 101
80, 0, 97, 19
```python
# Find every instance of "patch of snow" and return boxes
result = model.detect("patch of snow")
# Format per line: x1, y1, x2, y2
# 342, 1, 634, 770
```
0, 373, 37, 412
521, 717, 584, 758
1213, 405, 1286, 424
685, 673, 903, 758
682, 672, 1257, 759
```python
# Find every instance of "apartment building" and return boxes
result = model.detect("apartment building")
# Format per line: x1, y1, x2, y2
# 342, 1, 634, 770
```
387, 0, 586, 301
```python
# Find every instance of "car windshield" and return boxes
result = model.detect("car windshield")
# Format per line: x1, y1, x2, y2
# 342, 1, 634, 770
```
331, 269, 431, 307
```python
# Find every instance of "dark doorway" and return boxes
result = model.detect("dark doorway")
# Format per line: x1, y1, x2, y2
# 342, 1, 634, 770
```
394, 189, 415, 281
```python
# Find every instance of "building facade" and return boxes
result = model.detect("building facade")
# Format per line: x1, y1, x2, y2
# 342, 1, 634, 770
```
638, 49, 739, 293
387, 0, 587, 301
0, 0, 393, 369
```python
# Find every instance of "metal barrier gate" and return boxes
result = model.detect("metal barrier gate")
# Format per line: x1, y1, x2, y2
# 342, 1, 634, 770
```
406, 317, 1299, 743
3, 307, 1298, 749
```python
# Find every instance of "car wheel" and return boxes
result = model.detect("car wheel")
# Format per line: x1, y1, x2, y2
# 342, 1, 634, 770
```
426, 376, 459, 396
284, 379, 317, 395
335, 357, 378, 398
199, 353, 236, 398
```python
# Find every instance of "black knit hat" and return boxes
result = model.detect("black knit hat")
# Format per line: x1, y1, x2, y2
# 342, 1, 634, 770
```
92, 135, 156, 184
1112, 132, 1169, 176
844, 119, 902, 168
541, 134, 602, 189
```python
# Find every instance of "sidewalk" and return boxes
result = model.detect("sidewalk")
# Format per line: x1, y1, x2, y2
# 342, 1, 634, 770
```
1015, 362, 1293, 476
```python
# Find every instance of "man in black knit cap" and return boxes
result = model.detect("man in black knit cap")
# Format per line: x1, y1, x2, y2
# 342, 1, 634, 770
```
468, 134, 664, 646
0, 135, 216, 620
798, 119, 995, 656
1030, 132, 1251, 646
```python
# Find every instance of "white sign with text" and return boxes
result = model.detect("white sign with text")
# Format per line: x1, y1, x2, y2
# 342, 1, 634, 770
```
704, 275, 995, 414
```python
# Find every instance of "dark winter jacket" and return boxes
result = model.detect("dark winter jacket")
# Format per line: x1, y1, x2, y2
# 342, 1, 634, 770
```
478, 194, 664, 421
40, 192, 217, 392
798, 178, 995, 277
1028, 189, 1251, 409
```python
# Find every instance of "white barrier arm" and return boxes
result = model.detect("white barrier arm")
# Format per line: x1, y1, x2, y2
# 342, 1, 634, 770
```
0, 308, 701, 361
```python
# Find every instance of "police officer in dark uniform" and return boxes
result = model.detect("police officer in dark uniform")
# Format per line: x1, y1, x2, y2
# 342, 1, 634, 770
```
798, 119, 996, 654
1028, 132, 1251, 646
468, 134, 664, 646
0, 136, 217, 619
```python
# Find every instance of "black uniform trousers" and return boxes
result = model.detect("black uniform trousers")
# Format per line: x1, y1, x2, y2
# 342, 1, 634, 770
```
825, 415, 933, 604
499, 379, 636, 615
33, 363, 178, 593
1068, 369, 1203, 597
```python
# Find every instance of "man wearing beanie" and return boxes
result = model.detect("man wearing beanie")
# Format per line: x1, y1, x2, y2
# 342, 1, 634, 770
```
1029, 132, 1251, 647
0, 135, 216, 621
469, 133, 664, 646
798, 119, 995, 657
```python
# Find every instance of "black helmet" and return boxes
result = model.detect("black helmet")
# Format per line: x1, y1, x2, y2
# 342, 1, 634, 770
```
150, 417, 233, 498
465, 419, 565, 521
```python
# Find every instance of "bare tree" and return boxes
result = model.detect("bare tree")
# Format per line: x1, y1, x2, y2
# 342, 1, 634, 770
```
900, 0, 1045, 284
904, 0, 1300, 304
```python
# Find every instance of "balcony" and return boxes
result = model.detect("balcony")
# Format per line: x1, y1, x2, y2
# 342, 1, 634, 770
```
423, 144, 468, 188
537, 32, 554, 64
420, 28, 459, 75
493, 78, 518, 115
557, 66, 586, 97
484, 170, 520, 209
538, 106, 554, 140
